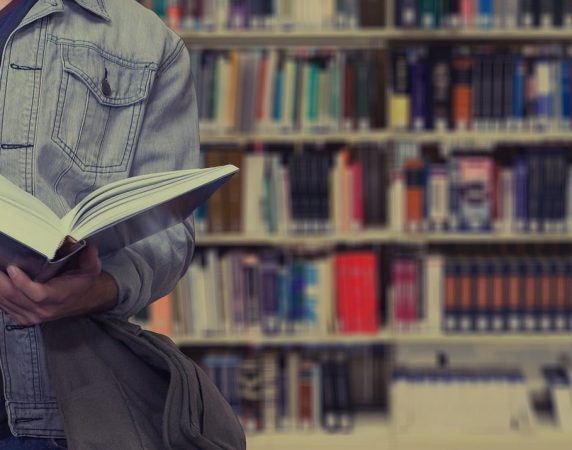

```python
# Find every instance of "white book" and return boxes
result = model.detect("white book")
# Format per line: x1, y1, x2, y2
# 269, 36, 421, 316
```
215, 0, 229, 31
0, 165, 236, 281
390, 171, 405, 233
259, 50, 277, 132
281, 57, 296, 133
277, 166, 291, 234
317, 257, 334, 334
206, 250, 222, 335
242, 154, 266, 234
189, 263, 208, 337
423, 255, 443, 333
220, 253, 233, 335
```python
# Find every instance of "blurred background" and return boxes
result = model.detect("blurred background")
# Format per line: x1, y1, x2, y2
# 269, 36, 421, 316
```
136, 1, 572, 448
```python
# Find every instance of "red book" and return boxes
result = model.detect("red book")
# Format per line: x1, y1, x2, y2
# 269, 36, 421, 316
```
358, 252, 380, 333
460, 0, 475, 27
393, 259, 407, 328
343, 62, 355, 129
407, 260, 419, 324
256, 52, 268, 122
335, 254, 351, 333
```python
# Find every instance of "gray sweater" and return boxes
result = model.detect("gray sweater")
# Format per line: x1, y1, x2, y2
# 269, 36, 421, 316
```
41, 317, 245, 450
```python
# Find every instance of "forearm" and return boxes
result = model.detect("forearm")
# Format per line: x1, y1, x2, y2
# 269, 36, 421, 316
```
86, 271, 119, 314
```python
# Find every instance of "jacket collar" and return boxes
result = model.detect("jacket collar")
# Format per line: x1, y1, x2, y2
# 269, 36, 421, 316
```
43, 0, 111, 21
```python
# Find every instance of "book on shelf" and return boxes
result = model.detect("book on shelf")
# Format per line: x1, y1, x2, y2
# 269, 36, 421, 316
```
192, 48, 384, 136
197, 346, 385, 434
394, 0, 572, 29
0, 165, 237, 281
196, 143, 389, 236
389, 43, 572, 133
139, 0, 384, 32
391, 142, 571, 234
173, 248, 382, 337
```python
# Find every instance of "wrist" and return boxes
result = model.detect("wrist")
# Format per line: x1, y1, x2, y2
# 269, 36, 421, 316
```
89, 271, 119, 313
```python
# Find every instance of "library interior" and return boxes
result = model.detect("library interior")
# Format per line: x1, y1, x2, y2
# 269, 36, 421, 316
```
138, 0, 572, 448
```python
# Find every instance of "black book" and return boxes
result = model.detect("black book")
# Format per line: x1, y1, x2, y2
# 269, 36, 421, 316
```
520, 0, 536, 27
428, 47, 452, 131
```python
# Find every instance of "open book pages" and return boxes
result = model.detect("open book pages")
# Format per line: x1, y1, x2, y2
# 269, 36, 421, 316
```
0, 165, 238, 261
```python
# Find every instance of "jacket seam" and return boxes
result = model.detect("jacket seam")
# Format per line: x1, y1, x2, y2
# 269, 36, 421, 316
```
157, 38, 185, 76
46, 35, 159, 70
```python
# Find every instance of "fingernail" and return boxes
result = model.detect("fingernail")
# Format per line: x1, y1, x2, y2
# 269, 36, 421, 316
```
6, 266, 18, 278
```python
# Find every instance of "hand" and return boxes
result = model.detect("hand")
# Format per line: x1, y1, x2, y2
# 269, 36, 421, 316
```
0, 244, 118, 325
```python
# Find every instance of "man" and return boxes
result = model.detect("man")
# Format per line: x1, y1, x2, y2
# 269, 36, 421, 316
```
0, 0, 199, 447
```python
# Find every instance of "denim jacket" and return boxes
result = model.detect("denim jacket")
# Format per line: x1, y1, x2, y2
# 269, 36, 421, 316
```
0, 0, 198, 437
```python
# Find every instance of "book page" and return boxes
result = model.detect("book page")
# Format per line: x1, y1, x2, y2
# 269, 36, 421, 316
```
68, 165, 237, 250
62, 167, 216, 232
0, 175, 64, 259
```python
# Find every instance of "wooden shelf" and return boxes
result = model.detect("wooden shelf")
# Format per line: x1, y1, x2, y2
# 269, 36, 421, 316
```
179, 28, 572, 47
195, 231, 572, 246
199, 130, 572, 145
245, 416, 572, 450
174, 332, 572, 347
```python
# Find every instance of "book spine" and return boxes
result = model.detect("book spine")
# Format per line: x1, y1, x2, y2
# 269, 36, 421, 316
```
397, 0, 418, 27
452, 47, 472, 130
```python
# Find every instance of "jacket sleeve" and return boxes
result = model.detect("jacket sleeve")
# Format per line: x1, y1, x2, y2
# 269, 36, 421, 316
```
99, 38, 199, 319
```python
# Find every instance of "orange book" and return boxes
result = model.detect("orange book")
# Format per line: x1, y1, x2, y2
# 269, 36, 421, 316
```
404, 159, 424, 232
256, 52, 268, 122
150, 292, 174, 336
452, 52, 472, 129
460, 261, 471, 332
477, 263, 489, 318
525, 262, 536, 327
556, 262, 566, 312
492, 261, 504, 328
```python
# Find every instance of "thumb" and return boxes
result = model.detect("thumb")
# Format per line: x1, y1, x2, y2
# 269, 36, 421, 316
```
77, 244, 102, 275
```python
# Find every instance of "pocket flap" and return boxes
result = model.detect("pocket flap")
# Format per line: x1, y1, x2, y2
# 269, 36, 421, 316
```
62, 44, 155, 107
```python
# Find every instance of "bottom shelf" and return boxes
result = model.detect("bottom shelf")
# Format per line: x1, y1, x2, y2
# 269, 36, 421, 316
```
246, 415, 572, 450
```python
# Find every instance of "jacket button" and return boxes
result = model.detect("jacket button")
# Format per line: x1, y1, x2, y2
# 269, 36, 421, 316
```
102, 79, 112, 97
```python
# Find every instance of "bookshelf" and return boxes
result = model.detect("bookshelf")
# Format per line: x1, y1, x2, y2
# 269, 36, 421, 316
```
196, 231, 572, 246
174, 331, 572, 347
137, 0, 572, 447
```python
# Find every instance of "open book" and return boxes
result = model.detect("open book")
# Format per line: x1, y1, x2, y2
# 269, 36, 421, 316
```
0, 165, 238, 281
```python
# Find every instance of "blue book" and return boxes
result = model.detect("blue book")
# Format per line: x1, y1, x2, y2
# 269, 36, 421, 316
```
420, 0, 436, 28
273, 62, 284, 123
259, 254, 281, 335
278, 264, 292, 333
478, 0, 494, 29
513, 156, 529, 231
447, 156, 460, 231
396, 0, 418, 27
291, 261, 306, 332
302, 262, 319, 331
409, 48, 428, 130
562, 58, 571, 128
512, 56, 525, 128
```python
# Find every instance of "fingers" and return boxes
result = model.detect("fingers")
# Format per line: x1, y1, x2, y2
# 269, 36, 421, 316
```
77, 244, 102, 275
0, 271, 38, 325
6, 265, 47, 304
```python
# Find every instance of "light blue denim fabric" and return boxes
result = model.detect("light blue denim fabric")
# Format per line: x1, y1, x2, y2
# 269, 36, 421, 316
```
0, 0, 198, 438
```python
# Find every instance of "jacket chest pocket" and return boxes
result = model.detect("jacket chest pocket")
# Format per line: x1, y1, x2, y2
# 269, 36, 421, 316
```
52, 44, 156, 173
